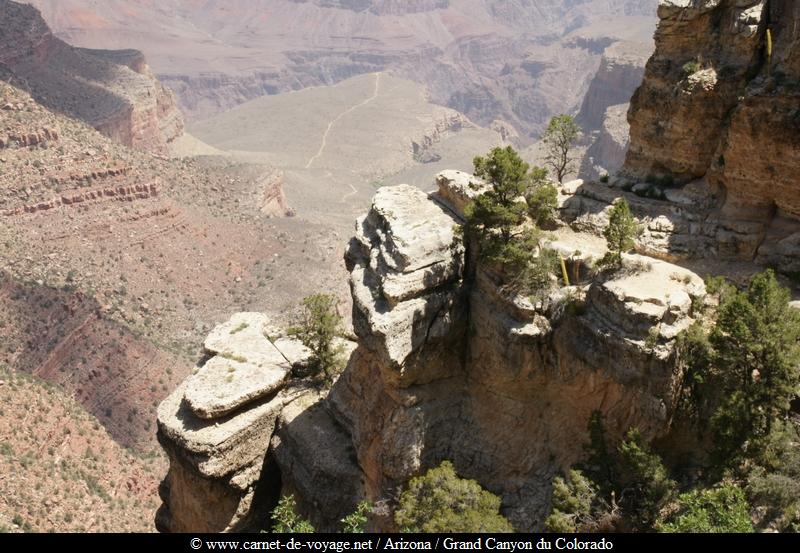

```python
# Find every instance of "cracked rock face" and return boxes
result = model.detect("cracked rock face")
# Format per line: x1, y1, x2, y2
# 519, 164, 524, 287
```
331, 180, 705, 531
621, 0, 800, 269
346, 184, 467, 385
155, 313, 312, 533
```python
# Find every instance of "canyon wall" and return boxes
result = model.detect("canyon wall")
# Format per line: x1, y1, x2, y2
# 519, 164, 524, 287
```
619, 0, 800, 269
578, 41, 650, 179
157, 176, 705, 532
0, 0, 183, 154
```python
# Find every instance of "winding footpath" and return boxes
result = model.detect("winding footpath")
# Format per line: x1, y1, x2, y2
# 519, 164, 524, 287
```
305, 72, 381, 169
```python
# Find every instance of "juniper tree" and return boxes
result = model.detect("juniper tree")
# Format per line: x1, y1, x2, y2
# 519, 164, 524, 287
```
602, 199, 637, 268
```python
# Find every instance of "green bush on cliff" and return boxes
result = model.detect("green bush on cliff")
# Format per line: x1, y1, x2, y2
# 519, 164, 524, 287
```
467, 146, 531, 245
708, 269, 800, 466
271, 495, 315, 533
545, 469, 609, 533
466, 146, 556, 295
600, 198, 638, 269
616, 429, 676, 530
526, 168, 559, 228
394, 461, 513, 533
745, 422, 800, 532
658, 484, 753, 533
288, 293, 345, 383
341, 501, 371, 533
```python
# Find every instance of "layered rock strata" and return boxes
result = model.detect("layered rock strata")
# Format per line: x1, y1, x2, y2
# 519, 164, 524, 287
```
621, 0, 800, 269
0, 0, 184, 154
156, 313, 313, 532
578, 41, 650, 180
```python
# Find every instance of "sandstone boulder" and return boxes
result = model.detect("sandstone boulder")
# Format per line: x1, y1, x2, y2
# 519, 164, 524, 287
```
434, 170, 489, 219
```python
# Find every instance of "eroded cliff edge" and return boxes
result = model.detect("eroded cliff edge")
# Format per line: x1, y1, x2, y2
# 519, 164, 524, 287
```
156, 176, 705, 532
0, 0, 184, 154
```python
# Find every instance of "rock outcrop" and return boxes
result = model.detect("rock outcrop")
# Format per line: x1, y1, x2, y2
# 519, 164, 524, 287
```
156, 313, 313, 532
158, 176, 705, 532
0, 0, 183, 154
578, 41, 650, 131
578, 41, 650, 180
620, 0, 800, 269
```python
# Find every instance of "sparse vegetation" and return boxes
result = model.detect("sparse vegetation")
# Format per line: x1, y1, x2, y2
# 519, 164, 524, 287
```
682, 60, 700, 75
526, 169, 559, 228
658, 485, 753, 533
548, 270, 800, 533
466, 146, 557, 296
600, 199, 638, 269
230, 322, 249, 334
271, 495, 315, 533
341, 501, 371, 533
289, 294, 345, 383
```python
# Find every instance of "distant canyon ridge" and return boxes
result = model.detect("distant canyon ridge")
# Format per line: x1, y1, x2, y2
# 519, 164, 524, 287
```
23, 0, 658, 140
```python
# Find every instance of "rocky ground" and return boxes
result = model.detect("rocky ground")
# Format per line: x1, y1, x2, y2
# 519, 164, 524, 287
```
0, 79, 354, 530
0, 366, 162, 533
0, 0, 183, 154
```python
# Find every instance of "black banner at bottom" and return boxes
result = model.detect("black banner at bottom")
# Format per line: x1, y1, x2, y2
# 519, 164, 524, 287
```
0, 533, 796, 551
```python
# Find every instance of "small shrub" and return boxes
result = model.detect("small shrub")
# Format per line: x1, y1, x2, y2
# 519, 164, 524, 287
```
341, 501, 371, 533
545, 470, 607, 532
395, 461, 513, 533
658, 484, 753, 533
682, 60, 700, 75
600, 199, 638, 269
289, 294, 345, 383
271, 495, 314, 533
617, 429, 676, 529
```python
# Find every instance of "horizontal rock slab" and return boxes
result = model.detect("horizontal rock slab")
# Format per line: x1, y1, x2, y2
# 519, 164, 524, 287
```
186, 312, 298, 419
184, 354, 290, 420
589, 254, 704, 342
368, 184, 463, 273
158, 380, 289, 479
204, 312, 277, 364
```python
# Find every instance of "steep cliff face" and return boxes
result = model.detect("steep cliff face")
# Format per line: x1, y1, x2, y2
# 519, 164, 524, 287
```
0, 0, 183, 154
578, 41, 650, 131
578, 41, 650, 180
621, 0, 800, 268
158, 176, 705, 532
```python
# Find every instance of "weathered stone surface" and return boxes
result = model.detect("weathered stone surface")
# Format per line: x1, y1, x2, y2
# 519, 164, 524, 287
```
434, 170, 489, 219
158, 381, 287, 479
158, 175, 708, 534
271, 337, 313, 371
623, 0, 800, 269
334, 178, 705, 531
182, 312, 294, 419
271, 390, 365, 532
347, 185, 466, 386
184, 355, 289, 420
203, 312, 275, 361
156, 378, 289, 532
